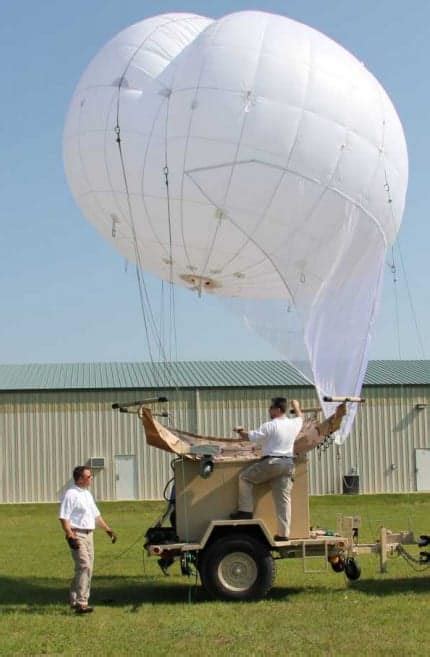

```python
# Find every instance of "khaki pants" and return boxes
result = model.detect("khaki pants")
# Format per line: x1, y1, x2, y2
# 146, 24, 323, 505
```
69, 530, 94, 607
238, 457, 295, 537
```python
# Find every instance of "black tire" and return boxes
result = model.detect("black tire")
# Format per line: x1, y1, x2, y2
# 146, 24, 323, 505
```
344, 557, 361, 581
199, 533, 275, 601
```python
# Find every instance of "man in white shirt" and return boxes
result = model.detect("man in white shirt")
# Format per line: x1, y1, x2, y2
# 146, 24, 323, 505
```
231, 397, 303, 541
59, 466, 117, 614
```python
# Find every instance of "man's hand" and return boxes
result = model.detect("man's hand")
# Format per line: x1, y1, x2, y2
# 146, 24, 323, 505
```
291, 399, 303, 418
66, 535, 80, 550
106, 529, 117, 544
233, 426, 250, 440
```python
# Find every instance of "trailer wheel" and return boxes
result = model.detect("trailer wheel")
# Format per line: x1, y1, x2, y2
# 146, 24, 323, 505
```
344, 557, 361, 581
199, 533, 275, 601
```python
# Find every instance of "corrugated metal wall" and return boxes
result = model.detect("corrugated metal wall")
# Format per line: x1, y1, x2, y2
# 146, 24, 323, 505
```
332, 386, 430, 494
1, 384, 429, 502
0, 390, 176, 503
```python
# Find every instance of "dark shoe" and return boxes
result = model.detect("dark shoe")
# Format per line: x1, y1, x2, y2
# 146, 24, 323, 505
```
75, 605, 94, 614
418, 534, 430, 547
230, 511, 253, 520
274, 535, 289, 542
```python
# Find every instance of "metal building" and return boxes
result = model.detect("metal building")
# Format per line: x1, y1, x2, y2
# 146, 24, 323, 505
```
0, 360, 429, 503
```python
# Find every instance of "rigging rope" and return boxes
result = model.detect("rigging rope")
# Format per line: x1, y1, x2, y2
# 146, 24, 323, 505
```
114, 87, 181, 389
389, 245, 402, 360
113, 57, 195, 601
110, 20, 192, 390
383, 168, 426, 535
162, 163, 178, 365
385, 168, 425, 359
397, 239, 426, 358
113, 119, 164, 386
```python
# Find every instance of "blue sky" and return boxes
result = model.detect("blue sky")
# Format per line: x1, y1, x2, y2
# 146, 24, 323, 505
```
1, 1, 429, 364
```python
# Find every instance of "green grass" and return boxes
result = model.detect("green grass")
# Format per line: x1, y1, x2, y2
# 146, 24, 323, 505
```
0, 495, 429, 656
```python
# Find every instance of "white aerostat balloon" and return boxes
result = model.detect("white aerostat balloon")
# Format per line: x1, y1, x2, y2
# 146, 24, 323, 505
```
63, 11, 408, 440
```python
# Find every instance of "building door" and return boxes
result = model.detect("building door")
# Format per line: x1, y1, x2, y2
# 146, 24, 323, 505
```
115, 455, 137, 499
416, 449, 430, 491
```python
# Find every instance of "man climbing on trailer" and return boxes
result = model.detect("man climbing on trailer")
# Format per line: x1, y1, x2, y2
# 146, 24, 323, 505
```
231, 397, 303, 541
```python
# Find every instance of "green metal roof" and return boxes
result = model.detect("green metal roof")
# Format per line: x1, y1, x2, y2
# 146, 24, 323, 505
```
363, 360, 430, 385
0, 360, 429, 391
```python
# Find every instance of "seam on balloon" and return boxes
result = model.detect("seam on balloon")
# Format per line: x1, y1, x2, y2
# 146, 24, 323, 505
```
185, 170, 296, 305
198, 17, 270, 281
75, 90, 118, 241
178, 43, 220, 272
173, 18, 227, 276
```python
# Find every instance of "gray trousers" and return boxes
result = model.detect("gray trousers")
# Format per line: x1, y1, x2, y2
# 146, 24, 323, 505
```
69, 530, 94, 606
238, 457, 295, 537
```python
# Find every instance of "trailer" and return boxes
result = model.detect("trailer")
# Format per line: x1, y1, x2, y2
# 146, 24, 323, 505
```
114, 398, 422, 601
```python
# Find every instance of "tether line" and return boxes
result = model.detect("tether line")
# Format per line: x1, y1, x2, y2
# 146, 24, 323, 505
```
114, 114, 173, 387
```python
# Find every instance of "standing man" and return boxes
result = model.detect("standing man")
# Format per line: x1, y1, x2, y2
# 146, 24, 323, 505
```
230, 397, 303, 542
59, 465, 117, 614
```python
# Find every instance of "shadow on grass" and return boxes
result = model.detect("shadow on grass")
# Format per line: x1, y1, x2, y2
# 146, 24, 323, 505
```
268, 576, 430, 599
0, 574, 202, 611
1, 573, 428, 612
0, 574, 336, 610
352, 576, 430, 596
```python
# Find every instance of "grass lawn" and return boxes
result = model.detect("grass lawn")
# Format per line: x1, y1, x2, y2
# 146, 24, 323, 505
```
0, 495, 429, 656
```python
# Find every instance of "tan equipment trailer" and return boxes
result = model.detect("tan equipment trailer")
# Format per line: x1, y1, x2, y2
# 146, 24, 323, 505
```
113, 397, 418, 601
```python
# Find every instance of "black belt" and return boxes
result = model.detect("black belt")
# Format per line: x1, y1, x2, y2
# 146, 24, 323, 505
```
72, 528, 93, 533
262, 455, 293, 460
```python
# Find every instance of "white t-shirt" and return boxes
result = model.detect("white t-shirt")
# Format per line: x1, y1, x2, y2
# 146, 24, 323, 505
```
248, 416, 303, 457
59, 485, 101, 530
